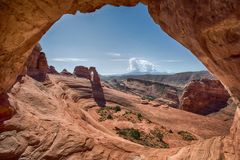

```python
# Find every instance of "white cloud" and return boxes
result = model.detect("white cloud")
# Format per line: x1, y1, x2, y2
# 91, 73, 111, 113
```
107, 52, 121, 57
110, 58, 128, 61
51, 58, 88, 62
158, 59, 182, 63
127, 58, 158, 73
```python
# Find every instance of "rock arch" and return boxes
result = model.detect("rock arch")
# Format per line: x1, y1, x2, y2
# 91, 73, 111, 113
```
0, 0, 239, 159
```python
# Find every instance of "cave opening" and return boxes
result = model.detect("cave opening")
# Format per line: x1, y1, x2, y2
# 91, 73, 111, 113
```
0, 1, 239, 159
37, 3, 233, 115
20, 3, 235, 151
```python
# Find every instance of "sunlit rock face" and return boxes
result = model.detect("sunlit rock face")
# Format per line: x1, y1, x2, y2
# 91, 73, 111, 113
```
180, 79, 230, 115
0, 0, 239, 159
0, 1, 239, 102
25, 44, 49, 82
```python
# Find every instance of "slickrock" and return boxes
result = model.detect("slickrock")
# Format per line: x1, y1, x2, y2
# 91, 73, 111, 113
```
0, 0, 239, 159
0, 74, 233, 159
180, 79, 230, 115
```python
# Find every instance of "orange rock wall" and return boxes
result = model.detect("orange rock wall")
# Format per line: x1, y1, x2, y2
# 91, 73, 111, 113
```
0, 0, 239, 159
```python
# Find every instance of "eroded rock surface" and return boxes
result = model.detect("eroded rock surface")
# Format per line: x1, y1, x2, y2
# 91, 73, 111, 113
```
180, 79, 230, 115
23, 44, 49, 81
74, 66, 106, 107
0, 0, 239, 159
74, 66, 91, 79
48, 65, 59, 74
0, 75, 233, 159
89, 67, 106, 107
106, 78, 180, 108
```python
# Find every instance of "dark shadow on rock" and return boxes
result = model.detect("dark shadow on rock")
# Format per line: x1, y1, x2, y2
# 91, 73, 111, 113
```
0, 94, 15, 127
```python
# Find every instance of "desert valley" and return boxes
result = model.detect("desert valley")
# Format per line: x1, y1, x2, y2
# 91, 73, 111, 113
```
0, 1, 239, 160
0, 44, 237, 159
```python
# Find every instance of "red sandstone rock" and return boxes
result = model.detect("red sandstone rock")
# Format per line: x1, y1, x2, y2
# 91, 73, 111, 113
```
180, 79, 230, 115
48, 65, 59, 74
0, 94, 14, 123
60, 69, 72, 76
73, 66, 90, 79
156, 89, 179, 108
89, 67, 106, 107
0, 1, 239, 159
25, 44, 49, 81
73, 65, 106, 107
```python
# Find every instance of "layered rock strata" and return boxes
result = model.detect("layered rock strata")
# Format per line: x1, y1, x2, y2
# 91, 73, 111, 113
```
0, 0, 239, 159
180, 79, 230, 115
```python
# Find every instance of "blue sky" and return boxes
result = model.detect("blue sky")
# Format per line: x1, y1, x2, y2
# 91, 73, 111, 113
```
40, 4, 206, 75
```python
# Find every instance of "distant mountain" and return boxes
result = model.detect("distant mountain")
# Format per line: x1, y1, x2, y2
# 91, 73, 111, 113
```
124, 71, 170, 76
101, 70, 215, 88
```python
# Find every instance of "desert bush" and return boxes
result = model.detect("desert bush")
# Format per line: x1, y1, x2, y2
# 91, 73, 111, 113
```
115, 105, 121, 112
117, 128, 141, 140
137, 113, 142, 120
107, 114, 113, 120
177, 131, 197, 141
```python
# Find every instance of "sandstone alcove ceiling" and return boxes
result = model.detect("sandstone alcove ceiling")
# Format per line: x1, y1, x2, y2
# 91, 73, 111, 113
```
0, 0, 239, 159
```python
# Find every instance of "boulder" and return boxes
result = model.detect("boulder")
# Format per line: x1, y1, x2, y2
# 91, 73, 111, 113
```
180, 79, 230, 115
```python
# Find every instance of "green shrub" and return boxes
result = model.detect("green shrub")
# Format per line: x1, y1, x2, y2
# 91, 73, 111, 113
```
117, 128, 141, 140
137, 113, 142, 120
155, 131, 163, 141
161, 143, 169, 148
130, 129, 141, 140
107, 114, 113, 120
115, 105, 121, 112
178, 131, 197, 141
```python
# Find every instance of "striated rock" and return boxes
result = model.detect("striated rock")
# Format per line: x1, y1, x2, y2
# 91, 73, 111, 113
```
0, 74, 233, 159
156, 89, 179, 108
60, 69, 72, 76
163, 90, 179, 105
180, 79, 230, 115
74, 66, 90, 79
108, 78, 180, 108
48, 65, 59, 74
0, 0, 239, 104
25, 44, 49, 81
141, 99, 149, 105
0, 0, 239, 159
